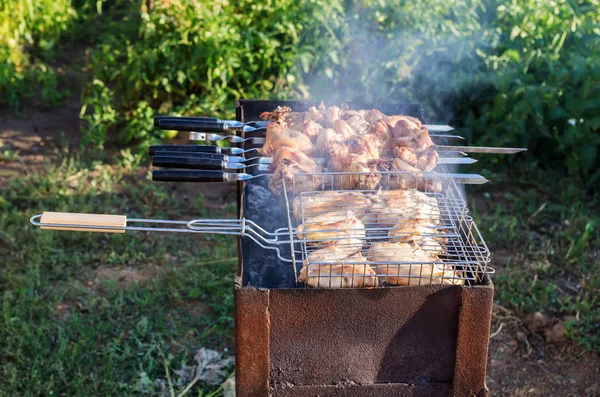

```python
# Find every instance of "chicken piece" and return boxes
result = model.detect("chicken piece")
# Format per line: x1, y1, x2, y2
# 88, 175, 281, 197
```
416, 146, 440, 172
348, 134, 381, 159
332, 119, 355, 139
262, 122, 315, 157
372, 198, 440, 227
390, 119, 415, 138
268, 147, 320, 173
369, 120, 393, 151
292, 191, 372, 222
327, 133, 381, 172
304, 106, 324, 122
285, 112, 305, 131
296, 210, 365, 249
345, 114, 370, 134
367, 242, 463, 286
378, 158, 421, 174
385, 115, 422, 131
268, 157, 322, 195
341, 109, 368, 120
393, 129, 434, 152
388, 219, 447, 255
393, 146, 418, 166
260, 106, 292, 122
341, 161, 382, 191
299, 250, 377, 288
369, 189, 440, 227
302, 119, 324, 142
365, 109, 386, 124
326, 142, 353, 172
315, 128, 344, 157
325, 105, 342, 127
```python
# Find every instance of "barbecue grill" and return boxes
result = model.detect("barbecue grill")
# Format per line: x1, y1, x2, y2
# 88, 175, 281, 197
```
30, 99, 522, 396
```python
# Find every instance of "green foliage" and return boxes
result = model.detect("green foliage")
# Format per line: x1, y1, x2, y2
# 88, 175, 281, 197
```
0, 0, 106, 109
459, 0, 600, 187
0, 0, 73, 108
79, 0, 600, 189
80, 0, 345, 148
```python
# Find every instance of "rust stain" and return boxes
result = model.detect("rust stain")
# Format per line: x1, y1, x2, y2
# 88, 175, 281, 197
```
234, 279, 271, 397
452, 278, 494, 396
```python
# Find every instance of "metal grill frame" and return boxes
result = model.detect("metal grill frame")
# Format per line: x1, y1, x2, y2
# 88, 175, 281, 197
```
291, 171, 491, 288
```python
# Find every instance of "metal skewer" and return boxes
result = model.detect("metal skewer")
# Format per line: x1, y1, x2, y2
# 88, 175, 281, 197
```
435, 145, 527, 154
155, 115, 453, 134
151, 170, 489, 184
151, 150, 477, 167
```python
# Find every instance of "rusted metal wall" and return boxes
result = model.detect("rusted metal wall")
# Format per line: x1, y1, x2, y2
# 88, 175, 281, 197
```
234, 279, 493, 397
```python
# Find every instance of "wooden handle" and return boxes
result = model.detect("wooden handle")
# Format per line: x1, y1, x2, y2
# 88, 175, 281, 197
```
40, 212, 127, 233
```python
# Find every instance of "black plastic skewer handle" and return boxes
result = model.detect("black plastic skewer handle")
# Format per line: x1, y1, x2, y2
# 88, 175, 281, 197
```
157, 119, 228, 132
149, 144, 222, 155
152, 156, 226, 170
153, 116, 217, 127
152, 170, 226, 182
152, 151, 227, 161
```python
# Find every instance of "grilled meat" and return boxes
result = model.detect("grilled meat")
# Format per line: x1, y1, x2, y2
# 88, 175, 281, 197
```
367, 242, 462, 286
262, 103, 444, 195
262, 122, 315, 157
302, 119, 324, 141
369, 189, 441, 227
388, 219, 446, 255
268, 147, 320, 173
341, 161, 382, 191
296, 210, 365, 249
269, 155, 322, 195
292, 191, 372, 222
299, 249, 377, 288
260, 106, 292, 123
325, 105, 342, 127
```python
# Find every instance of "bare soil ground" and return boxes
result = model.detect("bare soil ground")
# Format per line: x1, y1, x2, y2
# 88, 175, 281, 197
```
1, 83, 598, 397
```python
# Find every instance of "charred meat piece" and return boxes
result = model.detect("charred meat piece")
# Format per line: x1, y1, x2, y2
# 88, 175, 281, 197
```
260, 106, 292, 122
393, 129, 434, 152
315, 128, 344, 157
416, 146, 440, 172
299, 249, 377, 288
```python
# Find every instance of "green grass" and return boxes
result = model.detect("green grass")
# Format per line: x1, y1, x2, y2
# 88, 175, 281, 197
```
469, 169, 600, 352
0, 155, 237, 396
1, 155, 599, 396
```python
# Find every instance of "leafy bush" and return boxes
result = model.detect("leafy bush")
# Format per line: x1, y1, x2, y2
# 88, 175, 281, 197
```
81, 0, 600, 187
0, 0, 108, 109
0, 0, 74, 108
456, 0, 600, 186
80, 0, 346, 148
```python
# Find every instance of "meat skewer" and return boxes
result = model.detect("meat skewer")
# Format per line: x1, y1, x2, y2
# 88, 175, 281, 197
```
155, 115, 454, 133
151, 169, 489, 184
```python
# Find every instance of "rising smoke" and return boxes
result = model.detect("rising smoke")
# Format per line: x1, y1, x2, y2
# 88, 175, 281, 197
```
303, 0, 493, 127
